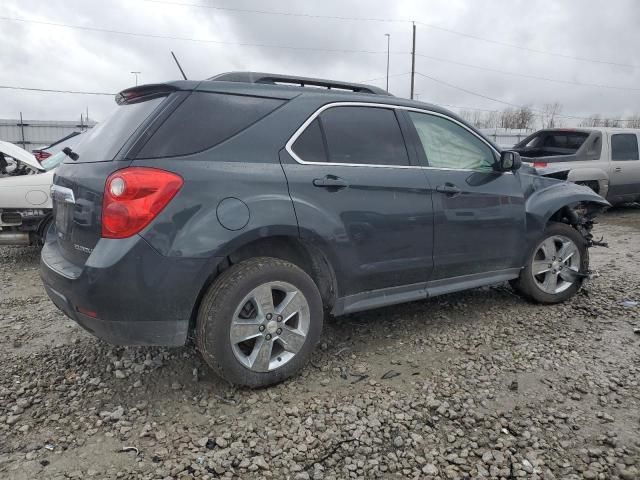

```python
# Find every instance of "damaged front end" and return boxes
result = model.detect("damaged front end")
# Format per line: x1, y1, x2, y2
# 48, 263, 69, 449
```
0, 208, 51, 246
559, 203, 608, 248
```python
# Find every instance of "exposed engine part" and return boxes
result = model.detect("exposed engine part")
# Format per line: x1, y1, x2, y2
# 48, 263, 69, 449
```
0, 232, 30, 245
562, 204, 608, 248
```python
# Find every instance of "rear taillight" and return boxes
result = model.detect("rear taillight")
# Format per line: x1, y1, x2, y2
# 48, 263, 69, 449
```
533, 161, 548, 168
33, 150, 51, 162
102, 167, 183, 239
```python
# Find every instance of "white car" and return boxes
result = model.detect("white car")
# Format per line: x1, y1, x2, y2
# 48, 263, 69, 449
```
0, 141, 64, 245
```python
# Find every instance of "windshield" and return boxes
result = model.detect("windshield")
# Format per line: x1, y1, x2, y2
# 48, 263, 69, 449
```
40, 150, 66, 171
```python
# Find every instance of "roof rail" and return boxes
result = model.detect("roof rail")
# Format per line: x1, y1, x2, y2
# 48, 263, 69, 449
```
208, 72, 391, 96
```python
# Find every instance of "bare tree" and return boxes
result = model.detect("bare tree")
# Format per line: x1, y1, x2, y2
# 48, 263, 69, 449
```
541, 102, 563, 128
579, 115, 602, 127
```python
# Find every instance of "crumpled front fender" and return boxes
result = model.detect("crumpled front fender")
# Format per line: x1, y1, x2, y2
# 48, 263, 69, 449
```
518, 178, 610, 265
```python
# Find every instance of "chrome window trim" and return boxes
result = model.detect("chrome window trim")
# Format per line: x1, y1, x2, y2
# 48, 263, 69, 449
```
284, 101, 503, 173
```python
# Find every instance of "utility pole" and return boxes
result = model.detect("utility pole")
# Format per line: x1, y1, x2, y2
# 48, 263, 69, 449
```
410, 22, 416, 100
131, 71, 141, 86
384, 33, 390, 92
19, 112, 26, 148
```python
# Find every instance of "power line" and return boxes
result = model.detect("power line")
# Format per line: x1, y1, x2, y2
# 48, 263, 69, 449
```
415, 53, 640, 92
0, 85, 115, 95
0, 16, 397, 55
141, 2, 640, 70
414, 71, 632, 122
141, 0, 408, 23
414, 21, 639, 70
358, 72, 412, 84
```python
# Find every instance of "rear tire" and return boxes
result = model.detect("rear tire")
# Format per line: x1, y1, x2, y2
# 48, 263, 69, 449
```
512, 222, 589, 304
196, 257, 323, 388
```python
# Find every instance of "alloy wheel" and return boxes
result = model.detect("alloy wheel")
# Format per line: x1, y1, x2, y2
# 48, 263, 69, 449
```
531, 235, 581, 294
230, 281, 310, 372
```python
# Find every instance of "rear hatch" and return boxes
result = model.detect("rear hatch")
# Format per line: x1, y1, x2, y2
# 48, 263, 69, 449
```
51, 87, 176, 266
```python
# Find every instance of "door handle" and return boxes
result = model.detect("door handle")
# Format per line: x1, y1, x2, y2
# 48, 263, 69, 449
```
313, 175, 348, 189
436, 183, 461, 196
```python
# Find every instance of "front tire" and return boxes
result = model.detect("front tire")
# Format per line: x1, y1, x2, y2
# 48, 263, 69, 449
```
512, 222, 589, 304
196, 257, 323, 388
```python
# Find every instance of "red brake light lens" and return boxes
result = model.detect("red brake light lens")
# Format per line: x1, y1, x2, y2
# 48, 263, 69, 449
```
533, 161, 548, 168
102, 167, 183, 239
33, 151, 51, 162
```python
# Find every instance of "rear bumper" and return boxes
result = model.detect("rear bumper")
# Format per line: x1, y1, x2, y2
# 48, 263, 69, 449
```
40, 230, 221, 346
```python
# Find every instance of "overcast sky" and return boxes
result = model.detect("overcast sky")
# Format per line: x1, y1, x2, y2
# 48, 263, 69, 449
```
1, 0, 639, 126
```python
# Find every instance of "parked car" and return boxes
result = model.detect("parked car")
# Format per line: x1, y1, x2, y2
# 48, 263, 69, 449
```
32, 131, 82, 162
40, 73, 609, 387
513, 128, 640, 205
0, 135, 82, 245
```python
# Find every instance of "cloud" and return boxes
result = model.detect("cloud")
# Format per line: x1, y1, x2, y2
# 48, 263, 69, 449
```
0, 0, 638, 125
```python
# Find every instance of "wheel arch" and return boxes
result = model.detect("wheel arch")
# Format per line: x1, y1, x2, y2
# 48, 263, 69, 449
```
521, 183, 609, 266
189, 234, 339, 330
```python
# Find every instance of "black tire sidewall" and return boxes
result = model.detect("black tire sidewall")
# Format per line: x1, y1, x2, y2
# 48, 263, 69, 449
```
197, 258, 323, 388
515, 222, 589, 304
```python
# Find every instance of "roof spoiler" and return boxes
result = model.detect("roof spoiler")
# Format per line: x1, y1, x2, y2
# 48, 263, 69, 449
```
208, 71, 391, 96
116, 84, 179, 105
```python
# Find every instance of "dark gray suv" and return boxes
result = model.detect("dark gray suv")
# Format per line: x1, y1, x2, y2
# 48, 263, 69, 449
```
41, 72, 609, 387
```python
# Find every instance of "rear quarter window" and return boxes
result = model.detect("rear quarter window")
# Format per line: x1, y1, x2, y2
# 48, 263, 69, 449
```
136, 92, 285, 158
70, 97, 164, 163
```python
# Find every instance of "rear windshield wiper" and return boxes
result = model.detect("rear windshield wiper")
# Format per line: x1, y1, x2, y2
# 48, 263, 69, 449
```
62, 147, 79, 161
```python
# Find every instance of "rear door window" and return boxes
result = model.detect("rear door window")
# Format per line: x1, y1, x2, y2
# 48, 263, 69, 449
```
70, 97, 165, 163
611, 134, 639, 161
136, 92, 284, 158
318, 106, 410, 166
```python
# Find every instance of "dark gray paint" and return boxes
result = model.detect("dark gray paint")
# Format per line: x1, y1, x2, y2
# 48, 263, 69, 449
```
41, 76, 609, 347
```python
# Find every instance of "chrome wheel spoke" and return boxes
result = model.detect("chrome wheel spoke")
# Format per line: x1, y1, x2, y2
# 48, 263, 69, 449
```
542, 271, 558, 291
277, 291, 305, 322
532, 260, 552, 275
278, 326, 306, 354
252, 284, 274, 316
248, 337, 273, 372
540, 238, 558, 259
558, 242, 578, 263
230, 322, 261, 344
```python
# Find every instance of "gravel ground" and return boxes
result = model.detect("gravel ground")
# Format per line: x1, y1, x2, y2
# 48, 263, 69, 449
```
1, 206, 639, 480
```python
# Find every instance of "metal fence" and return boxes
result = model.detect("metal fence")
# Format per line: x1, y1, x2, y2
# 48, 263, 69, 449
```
479, 128, 534, 149
0, 117, 96, 151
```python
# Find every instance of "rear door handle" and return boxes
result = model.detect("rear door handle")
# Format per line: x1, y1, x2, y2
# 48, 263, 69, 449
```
436, 183, 461, 196
313, 175, 348, 189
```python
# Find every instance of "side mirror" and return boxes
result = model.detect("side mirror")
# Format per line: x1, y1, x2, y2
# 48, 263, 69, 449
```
497, 151, 522, 172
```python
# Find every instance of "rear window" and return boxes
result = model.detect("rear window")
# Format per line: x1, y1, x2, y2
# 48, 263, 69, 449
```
70, 97, 164, 163
611, 134, 639, 161
136, 92, 285, 159
524, 131, 589, 152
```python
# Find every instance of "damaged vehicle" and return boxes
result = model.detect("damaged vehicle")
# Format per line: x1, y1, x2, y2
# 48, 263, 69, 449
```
513, 127, 640, 205
0, 141, 57, 246
0, 135, 83, 246
41, 72, 609, 387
